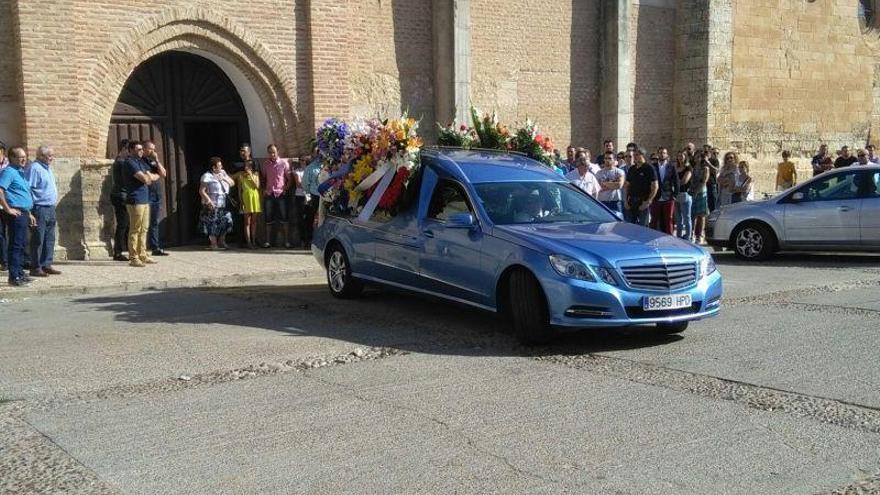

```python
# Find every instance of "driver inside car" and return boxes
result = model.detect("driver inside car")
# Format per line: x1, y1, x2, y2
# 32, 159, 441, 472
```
513, 191, 547, 222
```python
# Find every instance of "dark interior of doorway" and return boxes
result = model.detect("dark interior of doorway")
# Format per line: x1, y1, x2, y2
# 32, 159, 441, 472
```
180, 122, 243, 246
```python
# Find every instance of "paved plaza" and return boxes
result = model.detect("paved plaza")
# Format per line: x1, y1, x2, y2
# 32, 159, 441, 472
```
1, 251, 880, 494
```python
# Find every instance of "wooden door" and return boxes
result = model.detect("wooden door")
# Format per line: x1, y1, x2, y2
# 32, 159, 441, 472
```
108, 51, 250, 246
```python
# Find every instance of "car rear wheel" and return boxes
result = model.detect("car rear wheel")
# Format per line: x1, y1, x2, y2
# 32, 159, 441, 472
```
326, 244, 363, 299
655, 321, 688, 335
732, 222, 776, 261
507, 269, 553, 345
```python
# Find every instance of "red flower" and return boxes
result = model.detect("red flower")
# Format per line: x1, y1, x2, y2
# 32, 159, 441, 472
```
378, 167, 410, 210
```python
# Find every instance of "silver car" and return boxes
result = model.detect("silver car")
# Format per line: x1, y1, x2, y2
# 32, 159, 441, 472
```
707, 165, 880, 260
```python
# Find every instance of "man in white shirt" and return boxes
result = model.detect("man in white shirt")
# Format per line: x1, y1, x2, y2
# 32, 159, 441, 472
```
595, 151, 625, 213
866, 145, 880, 165
565, 155, 600, 198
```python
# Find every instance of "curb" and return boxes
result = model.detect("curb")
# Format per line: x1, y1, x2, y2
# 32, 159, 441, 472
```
0, 268, 327, 300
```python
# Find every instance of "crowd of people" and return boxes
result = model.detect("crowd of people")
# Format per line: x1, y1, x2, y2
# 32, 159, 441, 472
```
3, 135, 877, 287
553, 141, 755, 244
109, 140, 321, 267
556, 140, 879, 244
0, 144, 62, 286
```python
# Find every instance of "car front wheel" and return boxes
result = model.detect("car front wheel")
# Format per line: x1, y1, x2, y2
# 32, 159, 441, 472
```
732, 223, 776, 261
507, 269, 553, 345
326, 244, 363, 299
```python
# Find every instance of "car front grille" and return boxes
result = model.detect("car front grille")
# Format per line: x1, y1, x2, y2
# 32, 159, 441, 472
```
620, 262, 697, 291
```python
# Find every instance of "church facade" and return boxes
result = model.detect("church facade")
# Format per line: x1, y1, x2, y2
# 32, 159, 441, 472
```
0, 0, 876, 258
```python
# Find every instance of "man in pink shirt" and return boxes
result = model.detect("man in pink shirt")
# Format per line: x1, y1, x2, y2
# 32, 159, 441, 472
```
261, 144, 291, 248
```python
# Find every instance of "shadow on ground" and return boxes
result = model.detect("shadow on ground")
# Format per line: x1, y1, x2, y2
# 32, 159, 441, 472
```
75, 284, 683, 358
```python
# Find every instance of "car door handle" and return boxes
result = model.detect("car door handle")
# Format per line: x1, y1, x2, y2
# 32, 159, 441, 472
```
838, 206, 852, 212
423, 229, 435, 238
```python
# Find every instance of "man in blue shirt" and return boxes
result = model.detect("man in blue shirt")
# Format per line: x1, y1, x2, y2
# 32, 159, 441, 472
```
124, 141, 160, 267
302, 150, 322, 246
0, 146, 37, 286
27, 145, 61, 277
0, 143, 8, 272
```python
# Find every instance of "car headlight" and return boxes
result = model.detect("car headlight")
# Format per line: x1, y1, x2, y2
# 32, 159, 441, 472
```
550, 254, 595, 281
549, 255, 618, 285
591, 265, 619, 286
700, 254, 717, 278
707, 210, 721, 224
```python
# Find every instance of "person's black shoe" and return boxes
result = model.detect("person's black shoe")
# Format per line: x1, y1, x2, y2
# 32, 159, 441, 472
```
30, 269, 48, 278
8, 278, 29, 287
0, 264, 7, 272
20, 274, 34, 283
113, 254, 129, 262
152, 249, 170, 256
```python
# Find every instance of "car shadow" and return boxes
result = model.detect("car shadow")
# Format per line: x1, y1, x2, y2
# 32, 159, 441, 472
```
75, 284, 683, 358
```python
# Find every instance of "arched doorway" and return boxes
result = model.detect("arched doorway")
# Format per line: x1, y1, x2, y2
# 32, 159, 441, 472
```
106, 51, 250, 246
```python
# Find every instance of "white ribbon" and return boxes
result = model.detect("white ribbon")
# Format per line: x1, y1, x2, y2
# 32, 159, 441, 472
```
355, 160, 393, 191
355, 165, 398, 224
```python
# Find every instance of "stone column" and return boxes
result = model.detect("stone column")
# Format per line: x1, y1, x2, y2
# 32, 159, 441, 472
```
600, 0, 633, 147
433, 0, 471, 126
673, 0, 733, 148
80, 160, 114, 260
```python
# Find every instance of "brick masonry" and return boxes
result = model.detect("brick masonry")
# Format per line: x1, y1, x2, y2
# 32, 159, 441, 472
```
1, 0, 879, 258
470, 0, 603, 150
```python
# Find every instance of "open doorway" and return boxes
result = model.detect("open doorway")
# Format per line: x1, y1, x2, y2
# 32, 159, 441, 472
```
108, 51, 251, 247
180, 122, 243, 246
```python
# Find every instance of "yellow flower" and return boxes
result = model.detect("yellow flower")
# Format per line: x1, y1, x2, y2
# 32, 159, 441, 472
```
407, 136, 424, 152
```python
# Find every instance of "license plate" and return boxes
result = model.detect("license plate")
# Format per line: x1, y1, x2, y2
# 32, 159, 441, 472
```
643, 294, 692, 311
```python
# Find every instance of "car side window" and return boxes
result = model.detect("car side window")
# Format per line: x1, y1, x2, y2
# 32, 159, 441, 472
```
856, 171, 880, 198
801, 171, 860, 202
427, 180, 473, 221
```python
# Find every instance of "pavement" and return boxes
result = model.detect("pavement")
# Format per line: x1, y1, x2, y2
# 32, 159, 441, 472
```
2, 250, 880, 494
0, 247, 324, 299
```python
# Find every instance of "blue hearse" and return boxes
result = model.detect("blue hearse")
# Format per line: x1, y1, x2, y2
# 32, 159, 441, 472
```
313, 149, 722, 344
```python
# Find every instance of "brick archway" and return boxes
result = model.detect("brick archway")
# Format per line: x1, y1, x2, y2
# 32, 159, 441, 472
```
82, 6, 303, 159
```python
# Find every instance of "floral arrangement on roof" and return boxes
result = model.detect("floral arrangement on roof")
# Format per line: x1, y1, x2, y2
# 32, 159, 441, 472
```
437, 122, 477, 149
316, 115, 423, 219
434, 108, 558, 169
470, 107, 511, 150
510, 119, 556, 168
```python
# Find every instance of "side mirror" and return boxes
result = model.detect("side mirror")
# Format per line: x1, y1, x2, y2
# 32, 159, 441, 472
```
446, 212, 477, 229
790, 191, 804, 203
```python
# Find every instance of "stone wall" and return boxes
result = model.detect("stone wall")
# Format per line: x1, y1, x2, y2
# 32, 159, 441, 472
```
722, 0, 879, 195
470, 0, 603, 150
631, 1, 677, 152
347, 0, 435, 140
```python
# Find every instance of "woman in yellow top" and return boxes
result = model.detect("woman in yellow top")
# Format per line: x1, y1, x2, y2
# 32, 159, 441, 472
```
234, 159, 262, 249
776, 150, 797, 190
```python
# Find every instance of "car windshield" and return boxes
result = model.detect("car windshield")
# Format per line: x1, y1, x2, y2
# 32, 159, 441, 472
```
473, 181, 618, 225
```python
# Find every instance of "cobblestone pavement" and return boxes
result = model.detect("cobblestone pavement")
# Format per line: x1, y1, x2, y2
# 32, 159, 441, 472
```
1, 251, 879, 494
